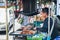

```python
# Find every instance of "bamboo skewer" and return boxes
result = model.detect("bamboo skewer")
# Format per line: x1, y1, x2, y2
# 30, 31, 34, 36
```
5, 0, 8, 40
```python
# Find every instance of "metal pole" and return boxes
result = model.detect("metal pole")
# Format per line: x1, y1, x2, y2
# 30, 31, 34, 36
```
5, 0, 8, 40
50, 2, 55, 36
47, 2, 55, 40
50, 16, 55, 36
47, 5, 51, 40
48, 6, 50, 36
12, 2, 15, 32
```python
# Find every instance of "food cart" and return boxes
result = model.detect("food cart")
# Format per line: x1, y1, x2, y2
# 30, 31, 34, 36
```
5, 0, 56, 40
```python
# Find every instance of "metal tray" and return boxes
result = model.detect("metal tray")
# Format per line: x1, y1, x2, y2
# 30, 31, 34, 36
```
9, 31, 37, 36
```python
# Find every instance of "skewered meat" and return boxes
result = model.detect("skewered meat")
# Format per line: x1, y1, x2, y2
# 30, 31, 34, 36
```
21, 30, 35, 34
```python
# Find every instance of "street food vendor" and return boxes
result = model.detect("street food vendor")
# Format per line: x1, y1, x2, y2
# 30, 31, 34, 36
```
35, 7, 53, 40
36, 7, 60, 40
36, 7, 53, 32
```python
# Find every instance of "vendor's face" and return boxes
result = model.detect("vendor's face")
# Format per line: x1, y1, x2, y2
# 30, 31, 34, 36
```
40, 12, 48, 21
41, 12, 47, 18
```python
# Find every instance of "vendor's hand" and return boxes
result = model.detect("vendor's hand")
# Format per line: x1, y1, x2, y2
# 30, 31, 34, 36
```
21, 27, 24, 29
33, 27, 36, 31
22, 27, 28, 31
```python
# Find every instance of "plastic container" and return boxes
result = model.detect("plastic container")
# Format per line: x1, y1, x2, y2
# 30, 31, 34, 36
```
32, 34, 43, 40
27, 36, 33, 40
27, 33, 46, 40
39, 33, 45, 40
